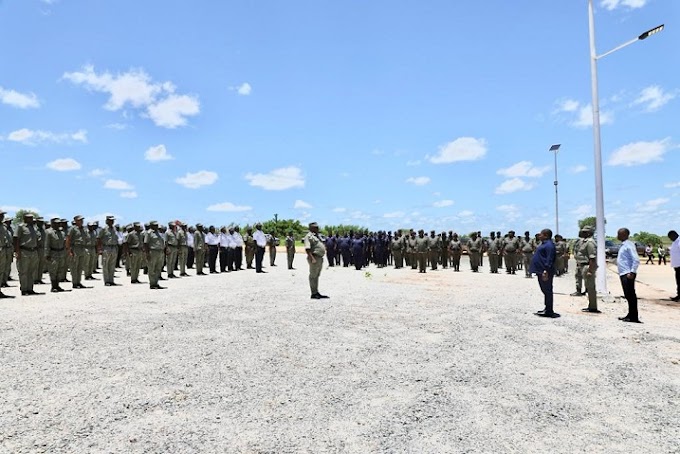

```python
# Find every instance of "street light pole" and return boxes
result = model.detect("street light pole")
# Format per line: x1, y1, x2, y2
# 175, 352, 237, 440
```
550, 144, 561, 236
587, 0, 664, 296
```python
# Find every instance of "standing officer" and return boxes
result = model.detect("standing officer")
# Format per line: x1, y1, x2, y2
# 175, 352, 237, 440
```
165, 222, 179, 278
244, 227, 256, 269
205, 226, 219, 274
521, 231, 536, 278
125, 222, 143, 284
571, 230, 586, 296
415, 230, 430, 273
502, 230, 520, 274
325, 233, 337, 267
84, 222, 98, 281
97, 215, 120, 286
286, 231, 296, 270
351, 233, 365, 270
496, 231, 503, 270
233, 226, 244, 270
267, 231, 278, 267
304, 222, 328, 299
66, 215, 89, 289
449, 233, 462, 272
407, 231, 418, 270
429, 231, 440, 270
487, 232, 499, 273
468, 232, 483, 272
440, 231, 450, 269
580, 226, 600, 313
58, 219, 69, 283
34, 217, 46, 285
554, 235, 567, 276
13, 213, 41, 296
391, 232, 404, 269
177, 223, 189, 277
0, 210, 13, 298
339, 234, 351, 267
194, 224, 207, 275
253, 223, 267, 273
44, 218, 66, 293
144, 221, 166, 289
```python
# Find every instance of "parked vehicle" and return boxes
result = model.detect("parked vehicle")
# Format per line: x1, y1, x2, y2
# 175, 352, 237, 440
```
605, 240, 620, 258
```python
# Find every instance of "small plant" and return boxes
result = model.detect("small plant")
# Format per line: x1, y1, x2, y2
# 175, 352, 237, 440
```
364, 271, 372, 279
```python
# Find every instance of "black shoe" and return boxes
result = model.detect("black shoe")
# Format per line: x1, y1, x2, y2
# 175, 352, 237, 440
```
619, 317, 642, 323
197, 272, 207, 276
51, 288, 60, 293
159, 277, 166, 280
535, 311, 560, 318
311, 293, 321, 299
256, 271, 267, 273
131, 280, 142, 284
21, 291, 29, 296
153, 285, 166, 290
56, 287, 65, 292
570, 292, 583, 297
73, 284, 90, 289
670, 296, 680, 302
34, 280, 46, 285
27, 290, 43, 296
180, 273, 189, 277
0, 293, 15, 299
167, 275, 177, 279
317, 294, 329, 299
581, 308, 602, 313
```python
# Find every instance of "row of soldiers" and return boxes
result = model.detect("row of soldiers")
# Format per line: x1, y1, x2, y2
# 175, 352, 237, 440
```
315, 229, 573, 275
0, 211, 277, 297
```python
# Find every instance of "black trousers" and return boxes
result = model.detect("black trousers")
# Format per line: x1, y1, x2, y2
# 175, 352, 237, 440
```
227, 248, 235, 271
255, 246, 265, 272
538, 275, 554, 314
219, 248, 228, 272
187, 247, 195, 268
234, 246, 243, 270
208, 245, 218, 272
620, 275, 639, 321
675, 267, 680, 297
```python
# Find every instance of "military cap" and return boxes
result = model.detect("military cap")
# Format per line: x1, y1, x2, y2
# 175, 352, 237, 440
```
106, 215, 115, 221
149, 220, 158, 226
87, 222, 94, 227
133, 222, 141, 227
74, 215, 84, 221
509, 230, 515, 234
59, 218, 67, 223
196, 223, 203, 228
309, 222, 318, 228
36, 217, 44, 222
50, 217, 60, 223
581, 226, 594, 233
168, 221, 175, 227
255, 222, 262, 227
24, 213, 34, 218
0, 209, 6, 215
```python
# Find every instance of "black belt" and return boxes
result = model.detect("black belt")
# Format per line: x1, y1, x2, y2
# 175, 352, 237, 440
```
208, 244, 218, 248
20, 246, 37, 251
128, 247, 140, 250
50, 247, 65, 251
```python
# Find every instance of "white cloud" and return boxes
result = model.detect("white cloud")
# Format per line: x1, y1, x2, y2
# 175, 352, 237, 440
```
0, 86, 40, 109
294, 199, 313, 209
497, 161, 550, 178
554, 98, 580, 113
495, 178, 534, 194
104, 179, 134, 190
106, 123, 127, 130
231, 83, 252, 96
571, 204, 593, 218
569, 165, 588, 174
332, 207, 346, 213
497, 204, 521, 221
120, 191, 138, 199
458, 210, 474, 218
383, 211, 405, 219
63, 65, 200, 129
206, 202, 253, 212
572, 104, 614, 128
88, 168, 108, 177
144, 144, 173, 162
406, 160, 421, 166
7, 128, 87, 145
632, 85, 676, 112
175, 170, 218, 189
351, 210, 370, 221
146, 94, 200, 128
245, 166, 305, 191
608, 138, 674, 167
601, 0, 648, 11
664, 182, 680, 189
0, 205, 40, 215
433, 199, 454, 208
428, 137, 487, 164
636, 198, 669, 213
406, 176, 431, 186
46, 158, 81, 172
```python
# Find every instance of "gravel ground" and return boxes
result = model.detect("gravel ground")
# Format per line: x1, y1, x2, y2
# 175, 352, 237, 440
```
1, 257, 678, 453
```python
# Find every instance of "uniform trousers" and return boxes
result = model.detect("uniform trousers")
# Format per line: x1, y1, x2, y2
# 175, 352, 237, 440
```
166, 246, 178, 276
71, 250, 86, 286
0, 247, 9, 285
207, 245, 218, 272
393, 251, 403, 269
308, 256, 323, 294
469, 251, 480, 271
269, 247, 277, 266
523, 253, 533, 277
581, 264, 598, 310
128, 250, 142, 281
35, 248, 45, 282
620, 274, 639, 321
451, 252, 461, 271
255, 246, 265, 272
178, 246, 188, 275
148, 250, 164, 286
102, 246, 118, 283
234, 247, 243, 270
574, 262, 586, 293
195, 248, 205, 274
47, 252, 66, 287
287, 249, 295, 269
674, 266, 680, 298
18, 250, 38, 292
489, 253, 499, 273
245, 247, 255, 268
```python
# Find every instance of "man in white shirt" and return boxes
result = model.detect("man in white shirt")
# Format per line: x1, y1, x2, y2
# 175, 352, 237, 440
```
218, 227, 234, 272
205, 226, 219, 273
233, 226, 244, 271
668, 230, 680, 302
253, 223, 267, 273
616, 228, 641, 323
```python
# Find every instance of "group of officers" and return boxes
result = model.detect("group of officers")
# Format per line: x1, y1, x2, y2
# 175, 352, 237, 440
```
0, 209, 598, 309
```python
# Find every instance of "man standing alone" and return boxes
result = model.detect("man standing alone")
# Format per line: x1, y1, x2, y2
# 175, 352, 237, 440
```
530, 229, 558, 318
616, 228, 641, 323
304, 222, 328, 299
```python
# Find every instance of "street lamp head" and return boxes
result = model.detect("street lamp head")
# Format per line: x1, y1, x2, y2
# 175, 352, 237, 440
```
639, 24, 664, 40
549, 144, 561, 152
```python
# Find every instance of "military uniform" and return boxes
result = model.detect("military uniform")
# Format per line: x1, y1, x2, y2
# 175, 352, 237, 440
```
429, 233, 441, 270
165, 224, 179, 278
555, 238, 567, 276
67, 219, 88, 287
503, 234, 521, 274
487, 235, 499, 273
177, 226, 188, 276
415, 234, 430, 273
126, 225, 143, 283
194, 226, 206, 275
244, 232, 256, 269
268, 235, 278, 266
286, 234, 296, 269
303, 225, 326, 297
98, 220, 119, 285
449, 237, 462, 271
144, 222, 165, 288
407, 235, 418, 270
44, 219, 66, 292
14, 218, 40, 295
83, 226, 97, 280
34, 220, 46, 284
467, 236, 483, 272
521, 235, 536, 278
572, 237, 585, 294
0, 215, 11, 288
579, 230, 598, 311
391, 235, 404, 269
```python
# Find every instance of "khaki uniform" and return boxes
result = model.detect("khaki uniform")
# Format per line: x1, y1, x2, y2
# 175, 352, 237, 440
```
244, 234, 255, 268
503, 237, 521, 273
429, 235, 441, 270
14, 223, 39, 293
67, 226, 88, 286
286, 235, 296, 270
572, 238, 585, 293
144, 230, 165, 287
555, 240, 567, 275
440, 235, 450, 269
521, 237, 535, 277
126, 230, 142, 282
0, 223, 11, 286
408, 236, 418, 269
98, 226, 119, 284
303, 231, 326, 295
194, 230, 205, 274
35, 224, 46, 283
391, 237, 404, 269
468, 237, 483, 271
415, 236, 430, 273
580, 237, 598, 310
177, 229, 188, 275
44, 227, 66, 289
84, 230, 96, 279
165, 228, 179, 277
449, 240, 462, 271
268, 236, 278, 266
488, 237, 500, 273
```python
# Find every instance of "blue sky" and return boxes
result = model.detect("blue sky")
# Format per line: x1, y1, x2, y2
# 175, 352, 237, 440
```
1, 0, 678, 237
